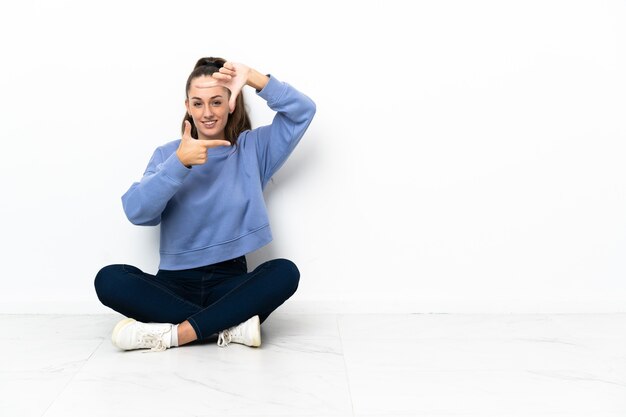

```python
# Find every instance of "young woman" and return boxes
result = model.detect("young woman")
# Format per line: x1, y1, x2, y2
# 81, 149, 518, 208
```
94, 57, 315, 351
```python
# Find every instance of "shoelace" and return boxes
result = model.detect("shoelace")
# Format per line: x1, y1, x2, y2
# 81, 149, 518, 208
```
217, 329, 232, 347
139, 330, 169, 353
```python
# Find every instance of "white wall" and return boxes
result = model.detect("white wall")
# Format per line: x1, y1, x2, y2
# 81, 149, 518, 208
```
0, 0, 624, 314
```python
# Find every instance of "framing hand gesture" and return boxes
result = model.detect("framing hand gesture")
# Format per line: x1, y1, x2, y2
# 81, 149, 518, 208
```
176, 120, 231, 167
212, 62, 251, 113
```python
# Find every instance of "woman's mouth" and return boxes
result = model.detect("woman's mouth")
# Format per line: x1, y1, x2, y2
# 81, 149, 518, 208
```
202, 120, 216, 129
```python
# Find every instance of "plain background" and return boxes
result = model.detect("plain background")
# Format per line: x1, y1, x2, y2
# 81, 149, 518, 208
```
0, 0, 624, 314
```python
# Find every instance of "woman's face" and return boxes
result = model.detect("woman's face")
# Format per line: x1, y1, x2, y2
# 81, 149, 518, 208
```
185, 75, 230, 140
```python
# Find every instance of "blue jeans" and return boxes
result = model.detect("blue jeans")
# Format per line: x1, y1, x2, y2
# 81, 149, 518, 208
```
94, 257, 299, 340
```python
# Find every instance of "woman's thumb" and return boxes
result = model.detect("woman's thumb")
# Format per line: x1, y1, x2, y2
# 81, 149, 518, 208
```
183, 120, 192, 139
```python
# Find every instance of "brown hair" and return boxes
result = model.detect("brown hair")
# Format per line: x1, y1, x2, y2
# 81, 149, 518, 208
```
181, 57, 251, 145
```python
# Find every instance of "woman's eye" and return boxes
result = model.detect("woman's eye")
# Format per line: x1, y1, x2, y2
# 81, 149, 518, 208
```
212, 101, 222, 106
193, 102, 202, 107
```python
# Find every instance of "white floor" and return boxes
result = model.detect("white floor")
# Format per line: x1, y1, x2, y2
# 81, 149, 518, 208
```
1, 313, 625, 416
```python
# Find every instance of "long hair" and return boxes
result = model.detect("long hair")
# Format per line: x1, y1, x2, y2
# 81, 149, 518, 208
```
181, 57, 251, 145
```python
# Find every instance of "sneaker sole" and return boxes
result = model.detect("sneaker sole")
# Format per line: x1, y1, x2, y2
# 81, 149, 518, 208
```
111, 318, 136, 348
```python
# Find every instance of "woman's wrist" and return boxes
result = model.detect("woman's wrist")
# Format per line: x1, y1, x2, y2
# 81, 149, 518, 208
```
246, 68, 269, 91
176, 149, 191, 169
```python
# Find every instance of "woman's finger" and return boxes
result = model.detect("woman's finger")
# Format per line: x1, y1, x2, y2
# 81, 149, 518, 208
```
203, 140, 232, 148
211, 72, 232, 81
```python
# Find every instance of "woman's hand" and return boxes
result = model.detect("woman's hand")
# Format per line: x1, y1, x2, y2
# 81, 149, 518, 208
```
212, 62, 250, 113
212, 62, 269, 112
176, 121, 231, 167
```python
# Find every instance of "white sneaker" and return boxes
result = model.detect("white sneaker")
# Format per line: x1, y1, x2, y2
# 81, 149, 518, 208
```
217, 315, 261, 348
112, 318, 173, 352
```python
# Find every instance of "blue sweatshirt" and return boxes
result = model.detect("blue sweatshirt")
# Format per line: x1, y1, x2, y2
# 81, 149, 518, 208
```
121, 75, 316, 270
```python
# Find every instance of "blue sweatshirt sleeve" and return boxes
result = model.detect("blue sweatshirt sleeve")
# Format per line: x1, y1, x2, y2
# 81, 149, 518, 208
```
121, 145, 191, 225
253, 76, 316, 188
